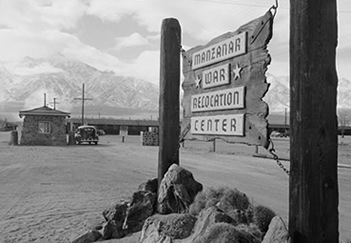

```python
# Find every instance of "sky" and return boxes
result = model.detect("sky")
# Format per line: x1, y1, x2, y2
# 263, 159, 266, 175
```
0, 0, 351, 85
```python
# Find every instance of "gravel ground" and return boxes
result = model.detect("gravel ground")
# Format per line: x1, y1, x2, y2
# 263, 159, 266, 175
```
0, 132, 350, 242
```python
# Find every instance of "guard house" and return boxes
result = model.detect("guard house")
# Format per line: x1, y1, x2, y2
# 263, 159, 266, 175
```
19, 106, 70, 145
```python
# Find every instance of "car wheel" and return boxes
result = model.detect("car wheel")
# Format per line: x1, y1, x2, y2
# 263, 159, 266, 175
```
95, 142, 98, 145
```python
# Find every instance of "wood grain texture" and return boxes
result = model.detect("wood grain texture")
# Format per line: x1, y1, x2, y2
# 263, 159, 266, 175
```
158, 18, 181, 187
182, 11, 273, 148
289, 0, 339, 242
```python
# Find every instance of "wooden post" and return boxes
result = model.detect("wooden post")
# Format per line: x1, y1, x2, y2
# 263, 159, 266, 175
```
158, 18, 181, 188
290, 0, 338, 242
211, 139, 216, 152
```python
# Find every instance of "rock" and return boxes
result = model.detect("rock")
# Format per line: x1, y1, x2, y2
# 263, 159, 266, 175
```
262, 216, 290, 243
102, 220, 128, 240
102, 201, 129, 222
157, 164, 203, 214
138, 178, 158, 193
140, 213, 197, 243
185, 206, 236, 242
123, 190, 157, 233
71, 230, 101, 243
101, 201, 129, 240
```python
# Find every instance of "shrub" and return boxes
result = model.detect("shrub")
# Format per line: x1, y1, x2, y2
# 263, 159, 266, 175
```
252, 205, 276, 234
189, 187, 250, 217
192, 223, 240, 243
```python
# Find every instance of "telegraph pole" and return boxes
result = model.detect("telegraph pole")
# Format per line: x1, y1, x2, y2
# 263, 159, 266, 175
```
290, 0, 338, 242
50, 98, 59, 110
74, 83, 93, 125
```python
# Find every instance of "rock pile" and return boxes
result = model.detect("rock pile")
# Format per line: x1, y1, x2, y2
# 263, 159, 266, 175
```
71, 164, 290, 243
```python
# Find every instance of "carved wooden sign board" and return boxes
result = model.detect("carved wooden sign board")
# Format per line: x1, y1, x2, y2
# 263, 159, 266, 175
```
181, 11, 273, 148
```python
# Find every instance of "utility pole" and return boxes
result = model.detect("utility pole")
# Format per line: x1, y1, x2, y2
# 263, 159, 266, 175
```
284, 107, 287, 126
50, 98, 59, 110
290, 0, 338, 242
74, 83, 93, 125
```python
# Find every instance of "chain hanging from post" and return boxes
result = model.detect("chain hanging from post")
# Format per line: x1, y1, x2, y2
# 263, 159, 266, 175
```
269, 0, 279, 18
267, 138, 289, 175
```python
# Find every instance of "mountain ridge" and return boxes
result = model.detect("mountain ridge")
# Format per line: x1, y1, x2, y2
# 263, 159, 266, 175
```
1, 56, 351, 117
0, 56, 159, 112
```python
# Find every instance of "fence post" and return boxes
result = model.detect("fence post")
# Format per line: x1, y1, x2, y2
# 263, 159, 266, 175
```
290, 0, 338, 242
158, 18, 181, 189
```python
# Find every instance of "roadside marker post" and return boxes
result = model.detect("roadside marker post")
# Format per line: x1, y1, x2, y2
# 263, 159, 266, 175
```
158, 18, 181, 189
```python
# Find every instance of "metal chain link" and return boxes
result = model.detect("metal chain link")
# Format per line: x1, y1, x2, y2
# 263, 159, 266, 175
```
268, 139, 290, 175
269, 0, 279, 18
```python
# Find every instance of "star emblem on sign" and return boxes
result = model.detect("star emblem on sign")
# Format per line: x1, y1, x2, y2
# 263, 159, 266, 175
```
195, 75, 202, 89
233, 63, 243, 80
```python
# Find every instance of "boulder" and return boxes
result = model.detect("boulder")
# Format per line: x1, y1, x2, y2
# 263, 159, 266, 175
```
102, 220, 128, 240
138, 178, 158, 193
184, 206, 236, 242
140, 213, 197, 243
101, 201, 130, 240
262, 216, 290, 243
102, 200, 129, 222
71, 230, 101, 243
158, 164, 203, 214
122, 190, 157, 233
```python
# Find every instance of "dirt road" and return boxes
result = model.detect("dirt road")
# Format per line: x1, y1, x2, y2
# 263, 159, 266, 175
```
0, 132, 350, 242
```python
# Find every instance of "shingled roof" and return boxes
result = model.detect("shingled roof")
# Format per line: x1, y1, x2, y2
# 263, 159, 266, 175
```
19, 106, 71, 118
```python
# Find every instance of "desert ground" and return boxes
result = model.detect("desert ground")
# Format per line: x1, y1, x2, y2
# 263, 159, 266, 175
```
0, 132, 350, 242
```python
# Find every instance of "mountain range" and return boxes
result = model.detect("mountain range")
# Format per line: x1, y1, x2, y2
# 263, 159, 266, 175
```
1, 56, 351, 120
0, 55, 159, 112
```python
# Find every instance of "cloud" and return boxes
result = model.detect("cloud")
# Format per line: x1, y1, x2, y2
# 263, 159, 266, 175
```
6, 62, 62, 76
0, 0, 87, 31
120, 50, 160, 84
0, 29, 67, 61
114, 33, 149, 50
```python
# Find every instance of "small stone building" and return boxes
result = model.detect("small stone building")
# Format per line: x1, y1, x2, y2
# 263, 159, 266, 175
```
19, 106, 70, 145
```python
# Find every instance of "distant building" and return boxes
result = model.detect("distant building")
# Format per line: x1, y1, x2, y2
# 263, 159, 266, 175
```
67, 118, 159, 135
19, 106, 70, 145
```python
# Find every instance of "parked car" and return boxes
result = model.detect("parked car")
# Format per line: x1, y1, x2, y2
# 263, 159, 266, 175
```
75, 126, 99, 145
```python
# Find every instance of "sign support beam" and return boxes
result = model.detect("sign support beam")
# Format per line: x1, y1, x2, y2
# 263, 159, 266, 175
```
158, 18, 181, 189
289, 0, 338, 242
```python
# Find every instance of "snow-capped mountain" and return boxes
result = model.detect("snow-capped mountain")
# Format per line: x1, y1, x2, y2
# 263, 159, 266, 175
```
264, 74, 290, 112
264, 73, 351, 112
1, 56, 351, 115
0, 56, 159, 111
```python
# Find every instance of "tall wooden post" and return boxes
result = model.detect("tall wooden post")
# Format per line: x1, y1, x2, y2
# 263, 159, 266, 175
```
289, 0, 339, 242
158, 18, 181, 188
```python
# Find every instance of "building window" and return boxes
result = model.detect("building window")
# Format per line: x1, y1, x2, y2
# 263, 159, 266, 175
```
38, 121, 51, 134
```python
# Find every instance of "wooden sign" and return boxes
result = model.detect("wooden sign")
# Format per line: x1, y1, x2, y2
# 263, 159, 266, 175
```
182, 11, 273, 148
